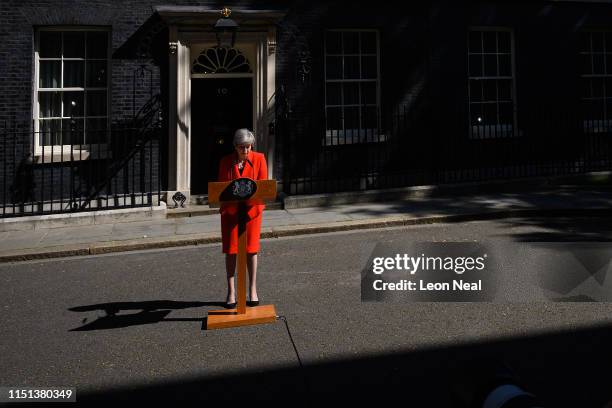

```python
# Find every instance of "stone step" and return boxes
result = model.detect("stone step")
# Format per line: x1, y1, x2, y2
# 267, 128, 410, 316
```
167, 200, 283, 219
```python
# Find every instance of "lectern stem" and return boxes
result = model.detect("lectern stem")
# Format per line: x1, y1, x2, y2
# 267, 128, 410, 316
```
237, 202, 247, 314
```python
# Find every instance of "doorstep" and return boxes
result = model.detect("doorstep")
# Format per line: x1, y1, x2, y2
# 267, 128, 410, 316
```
0, 203, 167, 233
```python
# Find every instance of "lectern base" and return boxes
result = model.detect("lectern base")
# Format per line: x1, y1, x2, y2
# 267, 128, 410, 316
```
206, 304, 277, 330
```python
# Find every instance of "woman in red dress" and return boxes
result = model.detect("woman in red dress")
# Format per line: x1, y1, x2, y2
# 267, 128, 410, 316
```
217, 128, 267, 308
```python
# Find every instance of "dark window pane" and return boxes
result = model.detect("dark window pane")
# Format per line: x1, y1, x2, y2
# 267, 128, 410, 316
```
326, 82, 341, 105
344, 56, 360, 79
39, 119, 62, 146
581, 53, 592, 75
87, 32, 108, 58
483, 31, 497, 53
63, 32, 85, 58
498, 32, 511, 53
606, 32, 612, 53
606, 78, 612, 98
469, 54, 483, 77
606, 101, 612, 120
326, 31, 342, 54
582, 99, 596, 121
361, 82, 376, 105
39, 61, 61, 88
63, 118, 85, 145
361, 56, 377, 79
326, 107, 342, 130
499, 54, 511, 76
499, 102, 513, 124
580, 32, 591, 53
470, 103, 483, 126
86, 118, 107, 144
343, 82, 359, 105
498, 79, 512, 101
344, 106, 359, 130
39, 91, 61, 118
593, 54, 605, 75
581, 78, 591, 99
469, 31, 482, 53
592, 32, 604, 52
64, 91, 84, 117
39, 32, 61, 58
483, 103, 497, 124
593, 77, 604, 98
484, 54, 497, 76
64, 61, 84, 87
483, 79, 497, 102
87, 61, 107, 87
363, 106, 378, 129
326, 56, 342, 79
361, 32, 377, 54
86, 90, 107, 116
469, 80, 482, 102
343, 32, 359, 54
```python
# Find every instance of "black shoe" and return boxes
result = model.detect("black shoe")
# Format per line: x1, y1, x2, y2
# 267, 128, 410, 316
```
247, 300, 260, 307
224, 302, 237, 309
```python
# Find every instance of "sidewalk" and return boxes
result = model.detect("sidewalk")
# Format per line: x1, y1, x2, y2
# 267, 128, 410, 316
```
2, 186, 612, 262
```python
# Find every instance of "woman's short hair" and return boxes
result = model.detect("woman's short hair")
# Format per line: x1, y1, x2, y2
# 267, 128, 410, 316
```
233, 128, 255, 147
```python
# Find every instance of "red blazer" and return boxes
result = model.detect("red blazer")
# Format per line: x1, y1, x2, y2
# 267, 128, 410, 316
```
217, 150, 268, 219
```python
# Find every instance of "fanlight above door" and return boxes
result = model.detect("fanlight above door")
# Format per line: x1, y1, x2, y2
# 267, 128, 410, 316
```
192, 46, 252, 74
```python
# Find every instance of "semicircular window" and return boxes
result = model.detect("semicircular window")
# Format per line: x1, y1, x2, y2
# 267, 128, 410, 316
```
192, 47, 252, 74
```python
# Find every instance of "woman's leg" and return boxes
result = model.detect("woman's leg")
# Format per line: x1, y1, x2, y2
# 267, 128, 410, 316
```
225, 254, 237, 304
247, 253, 258, 301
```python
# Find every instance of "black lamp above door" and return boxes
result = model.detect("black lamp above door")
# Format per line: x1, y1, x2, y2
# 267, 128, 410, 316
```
214, 7, 238, 48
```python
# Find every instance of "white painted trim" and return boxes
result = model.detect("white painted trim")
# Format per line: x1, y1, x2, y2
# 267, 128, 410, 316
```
33, 28, 112, 155
191, 73, 254, 79
169, 29, 276, 192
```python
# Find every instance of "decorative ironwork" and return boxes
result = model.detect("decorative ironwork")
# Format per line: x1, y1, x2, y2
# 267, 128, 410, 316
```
297, 49, 312, 84
277, 20, 312, 84
192, 47, 252, 74
169, 41, 178, 55
267, 29, 277, 55
133, 64, 154, 122
172, 191, 187, 208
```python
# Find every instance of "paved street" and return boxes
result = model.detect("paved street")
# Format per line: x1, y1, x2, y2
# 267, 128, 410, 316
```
2, 217, 612, 406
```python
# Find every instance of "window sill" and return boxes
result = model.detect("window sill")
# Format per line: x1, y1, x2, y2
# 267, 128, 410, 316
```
323, 131, 387, 145
469, 125, 523, 139
34, 149, 112, 163
583, 120, 612, 134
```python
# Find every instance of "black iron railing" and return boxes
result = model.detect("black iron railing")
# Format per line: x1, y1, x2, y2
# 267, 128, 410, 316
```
280, 104, 612, 195
0, 120, 162, 218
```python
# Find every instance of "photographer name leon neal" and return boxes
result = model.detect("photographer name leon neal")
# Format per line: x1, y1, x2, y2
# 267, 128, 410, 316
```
421, 279, 482, 291
373, 279, 482, 291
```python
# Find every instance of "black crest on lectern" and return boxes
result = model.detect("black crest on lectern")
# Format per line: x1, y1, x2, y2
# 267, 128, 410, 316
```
220, 178, 258, 201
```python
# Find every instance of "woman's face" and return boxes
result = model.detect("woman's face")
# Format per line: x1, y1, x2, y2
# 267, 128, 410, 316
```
235, 143, 252, 161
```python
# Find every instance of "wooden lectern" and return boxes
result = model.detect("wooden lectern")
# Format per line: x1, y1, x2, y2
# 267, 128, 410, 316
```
206, 178, 277, 330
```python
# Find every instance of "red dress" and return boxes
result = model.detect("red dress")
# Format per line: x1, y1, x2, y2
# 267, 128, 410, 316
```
217, 150, 268, 254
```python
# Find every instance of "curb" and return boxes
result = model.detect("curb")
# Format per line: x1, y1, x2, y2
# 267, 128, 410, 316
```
2, 207, 612, 263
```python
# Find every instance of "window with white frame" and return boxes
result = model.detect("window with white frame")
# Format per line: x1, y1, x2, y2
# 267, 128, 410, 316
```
579, 30, 612, 134
324, 30, 382, 145
35, 28, 110, 153
468, 28, 516, 139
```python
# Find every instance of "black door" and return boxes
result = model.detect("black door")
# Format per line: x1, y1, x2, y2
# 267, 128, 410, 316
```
191, 77, 253, 194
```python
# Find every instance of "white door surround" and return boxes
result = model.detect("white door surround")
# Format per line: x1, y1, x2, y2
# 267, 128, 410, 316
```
157, 6, 284, 205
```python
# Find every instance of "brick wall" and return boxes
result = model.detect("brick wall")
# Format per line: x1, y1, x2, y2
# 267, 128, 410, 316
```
2, 0, 612, 211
